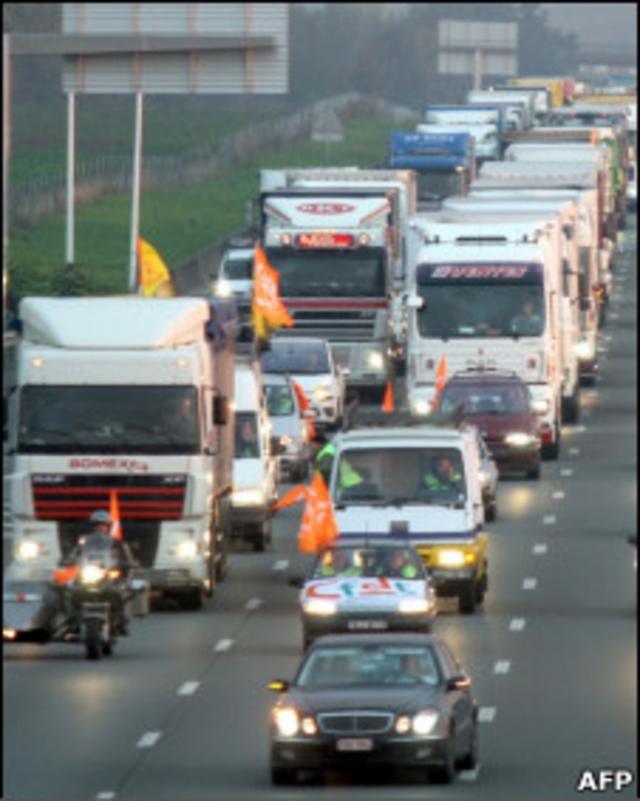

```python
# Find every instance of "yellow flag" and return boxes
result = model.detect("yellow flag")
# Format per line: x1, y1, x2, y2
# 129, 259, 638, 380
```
137, 237, 175, 297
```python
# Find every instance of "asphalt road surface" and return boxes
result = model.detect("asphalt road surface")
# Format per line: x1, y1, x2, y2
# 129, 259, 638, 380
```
3, 222, 637, 800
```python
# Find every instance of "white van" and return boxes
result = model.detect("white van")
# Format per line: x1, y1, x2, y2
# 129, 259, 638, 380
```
230, 361, 278, 552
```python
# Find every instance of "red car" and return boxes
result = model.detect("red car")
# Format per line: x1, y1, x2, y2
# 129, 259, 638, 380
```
438, 370, 541, 480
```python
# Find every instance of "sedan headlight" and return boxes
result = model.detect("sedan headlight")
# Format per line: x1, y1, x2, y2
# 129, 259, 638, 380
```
302, 598, 338, 616
366, 351, 385, 370
80, 565, 107, 585
505, 432, 537, 447
437, 549, 468, 568
574, 340, 595, 361
214, 279, 232, 298
15, 540, 41, 561
531, 399, 550, 415
412, 709, 439, 736
313, 385, 334, 402
411, 398, 432, 416
273, 707, 299, 737
398, 597, 432, 615
231, 488, 265, 506
173, 540, 199, 559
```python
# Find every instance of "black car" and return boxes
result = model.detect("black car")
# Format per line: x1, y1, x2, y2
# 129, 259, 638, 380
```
268, 632, 478, 785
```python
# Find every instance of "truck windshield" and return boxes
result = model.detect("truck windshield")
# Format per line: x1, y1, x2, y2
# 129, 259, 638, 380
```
417, 170, 466, 200
416, 263, 545, 339
17, 386, 200, 454
333, 447, 466, 507
266, 247, 386, 298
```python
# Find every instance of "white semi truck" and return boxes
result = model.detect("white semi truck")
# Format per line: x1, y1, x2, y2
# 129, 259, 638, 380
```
5, 297, 236, 610
259, 168, 418, 392
405, 216, 567, 459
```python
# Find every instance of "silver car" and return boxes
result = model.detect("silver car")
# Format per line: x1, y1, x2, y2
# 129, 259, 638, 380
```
264, 376, 310, 483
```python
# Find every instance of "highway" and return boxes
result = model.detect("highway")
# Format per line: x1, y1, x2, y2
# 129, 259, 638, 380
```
3, 221, 637, 800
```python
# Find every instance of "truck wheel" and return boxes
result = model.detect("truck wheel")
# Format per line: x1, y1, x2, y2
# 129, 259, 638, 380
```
179, 588, 204, 611
541, 423, 561, 460
252, 524, 266, 553
485, 500, 496, 522
562, 389, 580, 424
85, 619, 102, 660
475, 570, 487, 605
459, 584, 477, 615
526, 464, 541, 480
271, 766, 296, 786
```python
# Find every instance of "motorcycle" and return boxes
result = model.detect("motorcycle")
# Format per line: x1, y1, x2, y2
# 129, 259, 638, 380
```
3, 542, 149, 660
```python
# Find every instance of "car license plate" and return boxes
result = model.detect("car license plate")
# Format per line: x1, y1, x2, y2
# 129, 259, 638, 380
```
347, 620, 388, 631
336, 738, 373, 752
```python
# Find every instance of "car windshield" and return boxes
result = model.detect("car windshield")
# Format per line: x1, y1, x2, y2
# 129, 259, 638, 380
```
17, 385, 200, 454
264, 384, 296, 417
260, 342, 330, 374
235, 412, 260, 459
440, 383, 530, 415
224, 257, 253, 280
416, 263, 545, 339
297, 645, 441, 689
333, 447, 466, 506
311, 546, 425, 579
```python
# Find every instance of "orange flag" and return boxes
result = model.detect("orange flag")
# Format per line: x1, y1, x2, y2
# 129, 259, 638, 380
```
53, 565, 79, 585
381, 381, 394, 413
292, 381, 316, 440
109, 489, 123, 540
137, 237, 175, 297
271, 483, 309, 512
298, 472, 339, 553
252, 244, 294, 340
434, 355, 448, 396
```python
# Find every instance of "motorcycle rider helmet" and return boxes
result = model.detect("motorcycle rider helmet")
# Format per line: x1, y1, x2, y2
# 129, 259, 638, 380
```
89, 510, 112, 526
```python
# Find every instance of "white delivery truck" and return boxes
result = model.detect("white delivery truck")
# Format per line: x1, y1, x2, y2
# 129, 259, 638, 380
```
467, 90, 536, 129
444, 192, 601, 385
416, 122, 500, 162
404, 217, 566, 459
5, 297, 236, 610
259, 168, 417, 392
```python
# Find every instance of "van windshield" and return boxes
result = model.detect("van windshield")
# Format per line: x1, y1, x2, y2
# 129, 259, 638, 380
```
333, 447, 466, 507
235, 412, 260, 459
224, 257, 253, 280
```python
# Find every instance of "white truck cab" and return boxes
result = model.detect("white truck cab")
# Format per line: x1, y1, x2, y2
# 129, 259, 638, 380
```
328, 419, 488, 614
417, 122, 500, 162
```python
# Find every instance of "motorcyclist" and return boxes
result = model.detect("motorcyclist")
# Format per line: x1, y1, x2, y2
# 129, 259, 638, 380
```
60, 510, 136, 635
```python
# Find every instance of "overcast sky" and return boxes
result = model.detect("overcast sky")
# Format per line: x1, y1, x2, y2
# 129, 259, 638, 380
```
541, 3, 636, 48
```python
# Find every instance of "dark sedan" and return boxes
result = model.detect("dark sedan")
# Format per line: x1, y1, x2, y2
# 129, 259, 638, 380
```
268, 633, 478, 785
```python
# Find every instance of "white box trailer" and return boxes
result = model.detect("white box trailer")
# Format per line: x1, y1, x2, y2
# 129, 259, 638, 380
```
6, 297, 236, 610
405, 216, 565, 459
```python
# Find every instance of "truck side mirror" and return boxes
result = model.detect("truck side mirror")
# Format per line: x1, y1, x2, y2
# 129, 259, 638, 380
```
213, 396, 229, 426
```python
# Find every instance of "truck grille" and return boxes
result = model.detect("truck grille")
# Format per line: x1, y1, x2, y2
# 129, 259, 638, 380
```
317, 712, 393, 735
58, 519, 160, 567
283, 309, 379, 341
32, 474, 187, 521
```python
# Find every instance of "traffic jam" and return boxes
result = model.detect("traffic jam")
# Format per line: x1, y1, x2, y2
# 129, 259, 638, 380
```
4, 73, 637, 794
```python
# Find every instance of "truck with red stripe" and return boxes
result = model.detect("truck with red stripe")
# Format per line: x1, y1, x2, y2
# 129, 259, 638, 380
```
5, 297, 236, 610
259, 169, 418, 397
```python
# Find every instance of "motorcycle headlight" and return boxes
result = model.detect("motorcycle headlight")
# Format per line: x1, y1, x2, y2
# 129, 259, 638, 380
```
80, 565, 107, 585
531, 399, 550, 415
231, 488, 265, 506
302, 598, 338, 616
505, 432, 537, 447
398, 598, 432, 615
173, 540, 199, 559
366, 351, 385, 370
574, 340, 595, 361
437, 549, 467, 568
273, 707, 299, 737
411, 398, 432, 416
214, 279, 232, 298
413, 709, 439, 736
15, 540, 41, 561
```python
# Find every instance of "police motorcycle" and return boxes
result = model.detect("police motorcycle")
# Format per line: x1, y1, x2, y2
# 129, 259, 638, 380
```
3, 542, 149, 660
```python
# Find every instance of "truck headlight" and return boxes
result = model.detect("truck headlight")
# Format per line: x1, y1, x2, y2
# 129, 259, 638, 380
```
411, 398, 432, 416
478, 469, 489, 486
574, 340, 595, 361
214, 279, 232, 298
413, 709, 439, 735
437, 549, 467, 568
273, 707, 299, 737
366, 351, 385, 370
313, 385, 333, 402
531, 399, 550, 415
15, 540, 41, 561
80, 565, 107, 585
173, 540, 199, 559
398, 598, 432, 614
302, 598, 338, 616
231, 488, 265, 506
505, 432, 536, 447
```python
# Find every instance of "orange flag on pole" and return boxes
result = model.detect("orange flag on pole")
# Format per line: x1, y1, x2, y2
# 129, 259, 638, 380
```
434, 355, 448, 394
292, 381, 316, 440
109, 489, 123, 540
271, 483, 309, 513
298, 472, 339, 553
381, 381, 394, 413
252, 244, 294, 340
137, 237, 175, 297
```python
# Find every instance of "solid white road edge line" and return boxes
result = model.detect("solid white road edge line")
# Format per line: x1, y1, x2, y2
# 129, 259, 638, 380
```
177, 681, 200, 696
137, 731, 161, 748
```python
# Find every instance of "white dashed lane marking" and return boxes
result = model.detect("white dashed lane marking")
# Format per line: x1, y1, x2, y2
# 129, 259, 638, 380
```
561, 468, 573, 477
522, 578, 537, 590
177, 681, 200, 696
478, 707, 497, 723
272, 559, 289, 571
543, 514, 556, 525
245, 597, 263, 611
552, 490, 565, 500
459, 766, 481, 782
569, 447, 580, 456
96, 793, 115, 801
509, 618, 526, 631
214, 638, 234, 653
493, 661, 511, 675
137, 731, 161, 749
575, 425, 587, 433
533, 543, 548, 555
